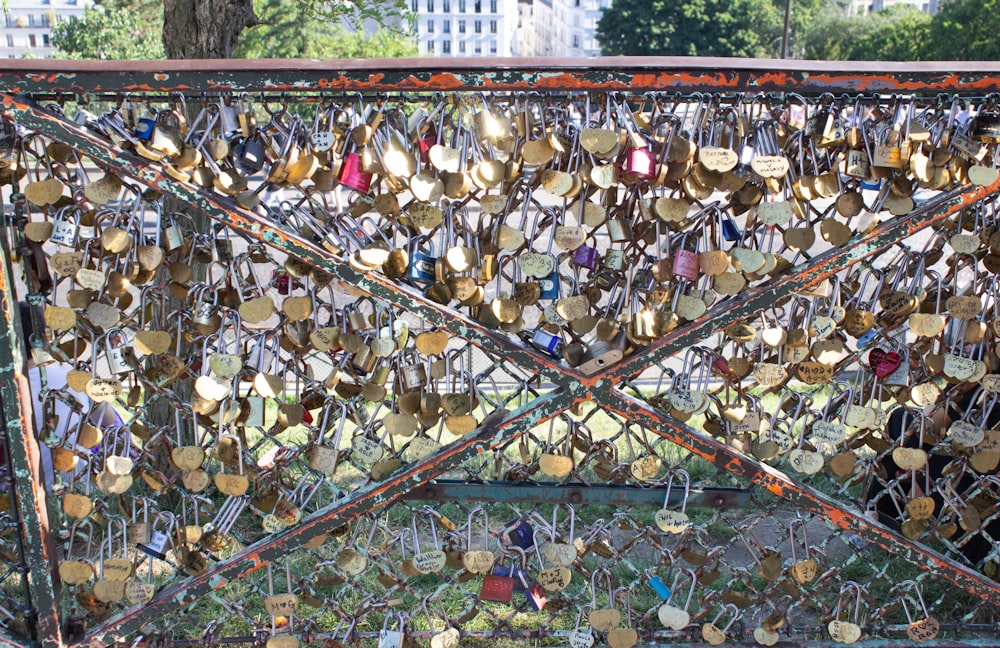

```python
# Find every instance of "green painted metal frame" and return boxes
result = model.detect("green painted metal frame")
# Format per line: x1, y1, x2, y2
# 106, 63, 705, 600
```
2, 60, 1000, 646
2, 58, 1000, 95
0, 172, 59, 647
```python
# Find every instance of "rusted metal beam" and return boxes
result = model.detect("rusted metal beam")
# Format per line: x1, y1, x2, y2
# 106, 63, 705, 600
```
0, 94, 569, 385
0, 209, 62, 644
83, 391, 572, 645
603, 176, 1000, 385
2, 58, 1000, 95
607, 388, 1000, 610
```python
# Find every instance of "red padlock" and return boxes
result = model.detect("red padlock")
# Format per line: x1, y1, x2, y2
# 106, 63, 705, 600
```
480, 554, 515, 603
338, 151, 373, 193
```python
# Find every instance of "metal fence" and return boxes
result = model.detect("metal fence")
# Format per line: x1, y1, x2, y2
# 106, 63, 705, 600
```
0, 58, 1000, 647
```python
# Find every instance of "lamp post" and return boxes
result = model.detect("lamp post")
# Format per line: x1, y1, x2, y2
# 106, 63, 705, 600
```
781, 0, 791, 58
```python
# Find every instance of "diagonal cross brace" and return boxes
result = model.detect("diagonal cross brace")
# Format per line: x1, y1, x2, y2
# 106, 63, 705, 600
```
607, 388, 1000, 610
0, 94, 570, 386
85, 391, 572, 644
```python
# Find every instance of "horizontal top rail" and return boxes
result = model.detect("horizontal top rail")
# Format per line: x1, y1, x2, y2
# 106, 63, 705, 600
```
3, 57, 1000, 96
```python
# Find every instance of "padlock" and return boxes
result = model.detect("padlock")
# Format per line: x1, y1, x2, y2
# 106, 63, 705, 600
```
136, 512, 175, 561
133, 106, 157, 141
50, 206, 82, 248
104, 330, 135, 375
972, 105, 1000, 143
527, 327, 563, 358
578, 330, 626, 375
149, 110, 184, 158
672, 232, 700, 281
502, 518, 535, 550
480, 554, 516, 603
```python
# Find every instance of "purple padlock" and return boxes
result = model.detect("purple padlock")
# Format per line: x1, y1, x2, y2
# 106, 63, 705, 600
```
574, 245, 599, 269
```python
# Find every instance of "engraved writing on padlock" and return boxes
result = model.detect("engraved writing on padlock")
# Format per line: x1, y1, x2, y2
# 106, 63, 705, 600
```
845, 150, 870, 178
673, 248, 700, 281
51, 217, 78, 248
107, 345, 133, 374
192, 301, 215, 326
137, 530, 169, 560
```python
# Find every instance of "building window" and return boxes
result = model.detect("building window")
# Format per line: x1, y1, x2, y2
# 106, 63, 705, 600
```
474, 19, 481, 32
443, 19, 450, 32
427, 20, 434, 32
427, 40, 435, 52
412, 0, 418, 11
27, 14, 35, 27
443, 39, 451, 53
28, 33, 36, 47
443, 0, 450, 9
459, 0, 466, 11
42, 33, 50, 47
490, 0, 497, 11
474, 0, 481, 12
474, 42, 482, 53
572, 34, 580, 48
458, 19, 466, 32
490, 19, 496, 33
427, 0, 434, 11
490, 39, 497, 53
459, 41, 466, 53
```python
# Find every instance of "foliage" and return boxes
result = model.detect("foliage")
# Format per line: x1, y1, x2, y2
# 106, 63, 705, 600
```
925, 0, 1000, 60
235, 0, 417, 59
596, 0, 785, 57
800, 5, 931, 61
51, 5, 164, 59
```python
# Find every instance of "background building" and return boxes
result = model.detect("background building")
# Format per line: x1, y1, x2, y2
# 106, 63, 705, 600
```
412, 0, 518, 57
509, 0, 610, 57
849, 0, 938, 14
0, 0, 92, 59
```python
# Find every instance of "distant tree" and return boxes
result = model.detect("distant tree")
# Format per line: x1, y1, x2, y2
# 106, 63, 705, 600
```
235, 0, 416, 59
801, 5, 930, 61
163, 0, 411, 59
926, 0, 1000, 60
51, 5, 164, 59
596, 0, 784, 57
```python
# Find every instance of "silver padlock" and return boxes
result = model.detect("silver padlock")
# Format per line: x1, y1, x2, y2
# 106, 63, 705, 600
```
50, 207, 82, 248
378, 613, 407, 648
137, 512, 175, 560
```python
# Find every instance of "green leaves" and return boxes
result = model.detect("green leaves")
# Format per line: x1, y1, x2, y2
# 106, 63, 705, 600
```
235, 0, 417, 59
51, 5, 164, 59
597, 0, 783, 57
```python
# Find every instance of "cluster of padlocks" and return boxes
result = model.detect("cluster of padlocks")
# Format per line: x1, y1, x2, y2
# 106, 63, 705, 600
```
5, 86, 1000, 646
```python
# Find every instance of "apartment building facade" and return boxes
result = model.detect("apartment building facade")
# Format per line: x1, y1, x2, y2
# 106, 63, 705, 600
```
0, 0, 92, 59
413, 0, 518, 57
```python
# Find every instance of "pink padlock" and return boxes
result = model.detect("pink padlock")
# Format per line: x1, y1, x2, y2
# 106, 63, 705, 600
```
338, 151, 373, 193
622, 146, 656, 180
672, 248, 700, 281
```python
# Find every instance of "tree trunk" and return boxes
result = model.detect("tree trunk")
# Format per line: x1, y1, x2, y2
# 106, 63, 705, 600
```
163, 0, 257, 59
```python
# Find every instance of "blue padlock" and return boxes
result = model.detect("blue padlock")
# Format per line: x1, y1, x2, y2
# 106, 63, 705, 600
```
504, 519, 535, 550
649, 574, 672, 601
538, 270, 560, 300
